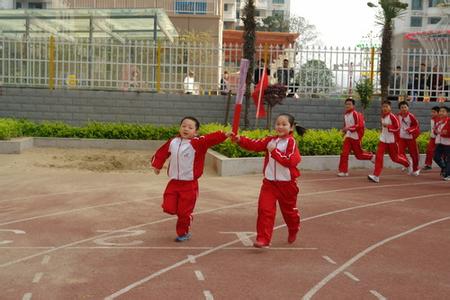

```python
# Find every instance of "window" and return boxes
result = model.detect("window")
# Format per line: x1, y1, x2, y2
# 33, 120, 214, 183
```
16, 2, 22, 8
428, 17, 441, 24
273, 10, 284, 17
429, 0, 445, 7
411, 0, 423, 10
255, 10, 260, 17
273, 0, 285, 4
28, 2, 44, 9
175, 1, 207, 15
410, 16, 423, 27
224, 4, 229, 11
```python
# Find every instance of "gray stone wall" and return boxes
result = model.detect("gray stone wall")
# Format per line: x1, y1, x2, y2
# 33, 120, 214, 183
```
0, 87, 445, 131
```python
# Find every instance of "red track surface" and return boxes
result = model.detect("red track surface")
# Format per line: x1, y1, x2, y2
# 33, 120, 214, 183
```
0, 166, 449, 300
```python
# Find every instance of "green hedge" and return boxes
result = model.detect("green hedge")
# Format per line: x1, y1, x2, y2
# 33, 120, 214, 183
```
0, 118, 431, 157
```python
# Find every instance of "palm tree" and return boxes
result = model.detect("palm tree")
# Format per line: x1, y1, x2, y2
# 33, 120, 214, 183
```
367, 0, 408, 101
242, 0, 256, 129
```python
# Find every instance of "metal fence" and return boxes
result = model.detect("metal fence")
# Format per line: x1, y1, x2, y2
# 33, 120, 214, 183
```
0, 37, 449, 100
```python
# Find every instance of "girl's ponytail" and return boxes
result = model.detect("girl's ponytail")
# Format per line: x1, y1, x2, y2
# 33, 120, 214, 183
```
294, 123, 307, 136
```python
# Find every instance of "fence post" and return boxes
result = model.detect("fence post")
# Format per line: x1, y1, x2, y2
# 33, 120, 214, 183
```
48, 35, 55, 90
156, 40, 161, 92
369, 47, 375, 86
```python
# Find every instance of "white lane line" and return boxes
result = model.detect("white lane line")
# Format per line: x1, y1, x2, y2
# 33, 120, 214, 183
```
0, 246, 318, 251
104, 192, 450, 300
220, 232, 254, 246
0, 196, 161, 227
0, 200, 254, 269
322, 256, 337, 264
344, 271, 360, 282
194, 270, 205, 281
22, 293, 32, 300
187, 255, 196, 263
32, 272, 43, 283
302, 215, 450, 300
370, 289, 387, 300
0, 183, 155, 204
41, 255, 50, 265
203, 290, 214, 300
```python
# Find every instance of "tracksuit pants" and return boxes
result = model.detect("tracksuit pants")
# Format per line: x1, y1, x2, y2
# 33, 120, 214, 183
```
338, 137, 374, 173
163, 179, 198, 237
433, 144, 450, 177
398, 138, 420, 172
425, 138, 436, 167
374, 142, 410, 176
256, 179, 300, 245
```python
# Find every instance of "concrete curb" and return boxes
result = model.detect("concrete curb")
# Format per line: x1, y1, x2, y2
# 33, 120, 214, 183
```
0, 137, 34, 154
0, 137, 435, 175
206, 149, 435, 176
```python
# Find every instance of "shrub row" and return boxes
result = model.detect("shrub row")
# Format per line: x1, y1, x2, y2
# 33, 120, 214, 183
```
0, 118, 430, 157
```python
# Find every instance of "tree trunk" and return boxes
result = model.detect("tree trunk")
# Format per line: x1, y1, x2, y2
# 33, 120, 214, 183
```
266, 105, 272, 130
380, 21, 392, 102
242, 0, 256, 129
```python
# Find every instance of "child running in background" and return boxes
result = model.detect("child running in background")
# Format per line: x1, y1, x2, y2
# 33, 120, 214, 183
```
232, 113, 304, 248
397, 101, 420, 176
151, 117, 230, 242
337, 98, 374, 177
422, 106, 441, 171
368, 100, 411, 183
433, 106, 450, 181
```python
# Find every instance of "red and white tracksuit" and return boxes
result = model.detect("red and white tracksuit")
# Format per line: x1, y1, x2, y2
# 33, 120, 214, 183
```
373, 112, 410, 177
151, 131, 227, 237
425, 117, 439, 167
338, 109, 373, 173
433, 117, 450, 177
238, 134, 301, 245
398, 112, 420, 172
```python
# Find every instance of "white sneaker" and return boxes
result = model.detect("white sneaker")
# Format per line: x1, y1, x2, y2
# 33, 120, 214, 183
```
444, 176, 450, 181
368, 174, 379, 183
337, 172, 349, 177
411, 170, 420, 176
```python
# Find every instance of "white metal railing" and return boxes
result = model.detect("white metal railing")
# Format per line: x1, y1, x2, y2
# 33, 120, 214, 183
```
62, 0, 221, 16
0, 37, 449, 101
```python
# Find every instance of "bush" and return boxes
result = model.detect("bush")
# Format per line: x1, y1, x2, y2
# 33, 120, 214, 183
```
0, 119, 22, 140
0, 118, 432, 156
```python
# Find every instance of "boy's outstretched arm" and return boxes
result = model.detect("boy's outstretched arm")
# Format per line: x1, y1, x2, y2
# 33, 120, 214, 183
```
191, 131, 228, 151
151, 139, 172, 173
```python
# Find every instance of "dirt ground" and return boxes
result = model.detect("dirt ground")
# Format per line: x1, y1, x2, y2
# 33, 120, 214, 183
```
0, 148, 155, 173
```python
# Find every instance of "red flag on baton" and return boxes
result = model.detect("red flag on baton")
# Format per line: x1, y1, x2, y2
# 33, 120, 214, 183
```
251, 67, 268, 118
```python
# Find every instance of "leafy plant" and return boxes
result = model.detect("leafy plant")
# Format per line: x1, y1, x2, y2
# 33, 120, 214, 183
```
355, 78, 374, 110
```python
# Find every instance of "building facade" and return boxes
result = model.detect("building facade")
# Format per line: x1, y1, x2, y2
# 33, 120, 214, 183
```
223, 0, 291, 29
393, 0, 449, 50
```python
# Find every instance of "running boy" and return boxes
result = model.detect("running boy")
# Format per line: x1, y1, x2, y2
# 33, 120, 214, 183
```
337, 98, 374, 177
422, 106, 441, 170
151, 117, 229, 241
433, 106, 450, 181
368, 100, 411, 183
232, 113, 303, 248
397, 101, 420, 176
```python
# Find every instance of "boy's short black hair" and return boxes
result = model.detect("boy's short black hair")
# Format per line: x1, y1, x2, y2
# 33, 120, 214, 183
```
345, 98, 355, 105
180, 116, 200, 130
432, 106, 441, 112
398, 101, 409, 109
382, 100, 391, 106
